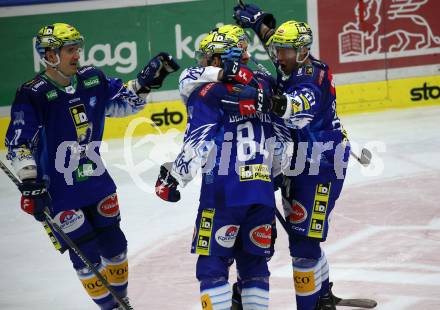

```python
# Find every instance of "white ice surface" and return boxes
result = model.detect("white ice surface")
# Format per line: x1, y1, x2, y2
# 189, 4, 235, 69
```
1, 106, 440, 309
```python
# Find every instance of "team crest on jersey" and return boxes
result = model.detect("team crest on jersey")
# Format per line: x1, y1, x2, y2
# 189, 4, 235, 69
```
89, 96, 97, 107
69, 104, 92, 143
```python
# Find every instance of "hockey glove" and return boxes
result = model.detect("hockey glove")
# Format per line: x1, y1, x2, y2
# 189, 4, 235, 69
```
233, 4, 276, 33
221, 47, 243, 62
221, 83, 272, 116
279, 175, 292, 200
221, 61, 257, 88
18, 179, 51, 222
155, 162, 181, 203
137, 52, 180, 93
273, 173, 291, 192
271, 94, 288, 117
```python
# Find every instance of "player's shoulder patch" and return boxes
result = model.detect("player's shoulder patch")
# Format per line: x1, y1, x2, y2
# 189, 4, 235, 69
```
294, 66, 316, 86
312, 60, 330, 86
304, 65, 314, 76
19, 75, 49, 95
14, 75, 51, 107
77, 66, 102, 88
317, 69, 326, 86
77, 65, 98, 76
296, 65, 312, 77
311, 58, 328, 71
22, 77, 38, 88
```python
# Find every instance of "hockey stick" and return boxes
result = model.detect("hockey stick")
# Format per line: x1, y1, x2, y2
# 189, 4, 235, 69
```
0, 160, 132, 310
237, 0, 278, 71
274, 206, 290, 233
274, 196, 377, 308
43, 211, 132, 310
0, 160, 61, 251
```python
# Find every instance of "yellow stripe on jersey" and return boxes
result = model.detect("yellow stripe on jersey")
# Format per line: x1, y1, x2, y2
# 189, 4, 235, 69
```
299, 94, 311, 110
196, 209, 215, 255
308, 183, 331, 239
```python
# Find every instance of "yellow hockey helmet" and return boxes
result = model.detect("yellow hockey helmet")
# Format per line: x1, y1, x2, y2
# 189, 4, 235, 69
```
212, 24, 249, 44
196, 31, 240, 64
267, 20, 313, 49
35, 23, 84, 57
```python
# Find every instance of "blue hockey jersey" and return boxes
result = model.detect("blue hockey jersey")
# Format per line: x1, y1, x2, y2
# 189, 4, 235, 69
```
171, 81, 289, 209
5, 66, 146, 212
277, 57, 349, 172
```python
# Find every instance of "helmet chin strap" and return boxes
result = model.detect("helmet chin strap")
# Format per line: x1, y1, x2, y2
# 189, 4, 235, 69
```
42, 53, 73, 81
296, 47, 310, 64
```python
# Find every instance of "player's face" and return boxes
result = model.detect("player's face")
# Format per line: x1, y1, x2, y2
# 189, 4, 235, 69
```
198, 55, 209, 67
59, 44, 82, 76
196, 50, 211, 67
238, 41, 250, 65
275, 47, 297, 75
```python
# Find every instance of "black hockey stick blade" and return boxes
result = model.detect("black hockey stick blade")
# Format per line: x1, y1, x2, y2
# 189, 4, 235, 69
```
238, 0, 245, 8
337, 298, 378, 308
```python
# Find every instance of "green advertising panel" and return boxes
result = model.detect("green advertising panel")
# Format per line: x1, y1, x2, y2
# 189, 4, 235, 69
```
0, 0, 306, 107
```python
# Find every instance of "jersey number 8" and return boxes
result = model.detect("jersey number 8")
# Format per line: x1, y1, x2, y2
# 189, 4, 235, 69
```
236, 121, 271, 162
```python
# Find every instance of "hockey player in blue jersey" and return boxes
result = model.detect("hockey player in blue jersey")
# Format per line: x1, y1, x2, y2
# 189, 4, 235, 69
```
5, 23, 179, 310
155, 30, 289, 310
179, 24, 260, 107
229, 4, 351, 310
